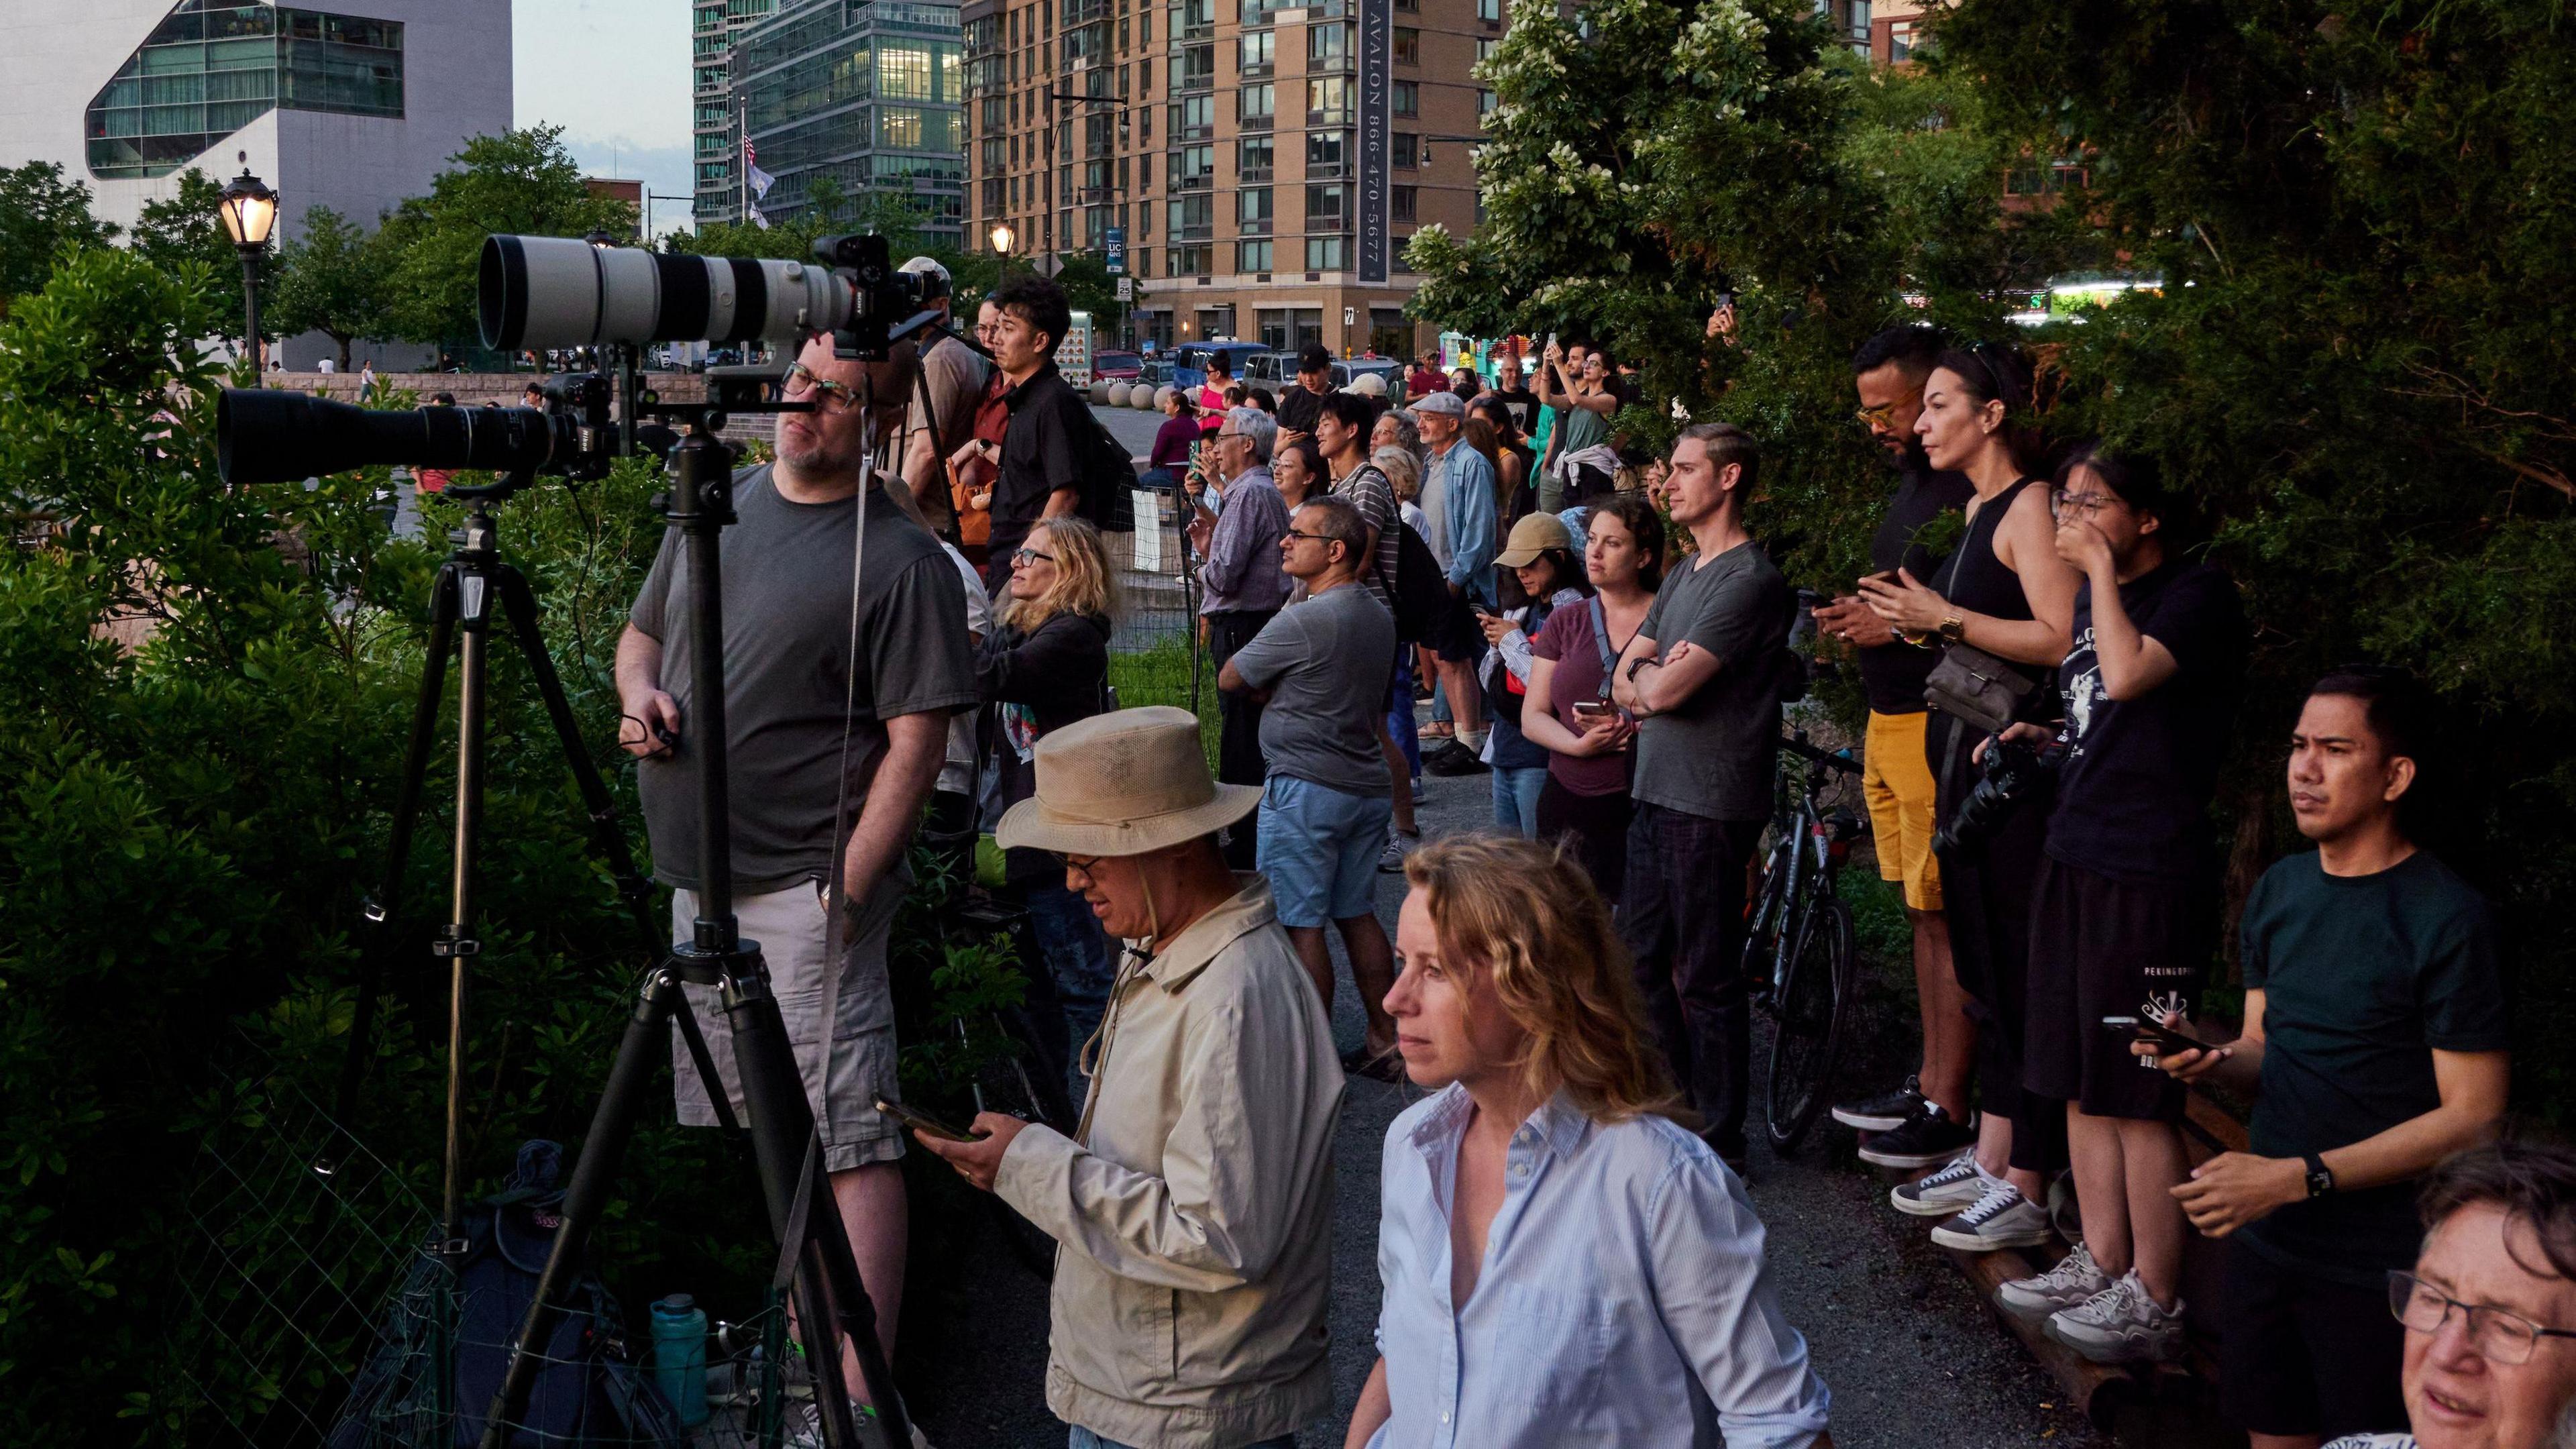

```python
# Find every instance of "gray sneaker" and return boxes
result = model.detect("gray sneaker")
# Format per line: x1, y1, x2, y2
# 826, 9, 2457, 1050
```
1929, 1180, 2055, 1252
2046, 1268, 2186, 1364
1889, 1150, 1993, 1218
1378, 830, 1421, 872
1998, 1241, 2111, 1318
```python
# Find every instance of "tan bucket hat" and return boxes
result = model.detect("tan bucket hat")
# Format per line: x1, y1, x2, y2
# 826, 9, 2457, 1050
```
994, 706, 1260, 858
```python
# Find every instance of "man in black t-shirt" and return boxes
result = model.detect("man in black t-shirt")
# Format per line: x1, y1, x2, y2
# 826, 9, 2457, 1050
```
2143, 668, 2510, 1442
1820, 327, 1982, 1173
967, 276, 1090, 592
1490, 355, 1539, 437
1275, 343, 1334, 442
1988, 447, 2246, 1365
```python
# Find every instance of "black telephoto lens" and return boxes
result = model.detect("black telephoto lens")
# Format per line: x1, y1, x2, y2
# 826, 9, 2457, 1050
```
217, 390, 571, 487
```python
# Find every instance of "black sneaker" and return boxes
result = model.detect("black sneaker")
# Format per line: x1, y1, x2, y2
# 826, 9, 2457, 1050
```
1856, 1103, 1977, 1169
1423, 741, 1489, 776
1832, 1075, 1926, 1132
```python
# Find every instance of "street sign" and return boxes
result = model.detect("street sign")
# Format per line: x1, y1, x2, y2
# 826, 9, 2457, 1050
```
1116, 277, 1134, 301
1033, 252, 1065, 279
1105, 227, 1127, 274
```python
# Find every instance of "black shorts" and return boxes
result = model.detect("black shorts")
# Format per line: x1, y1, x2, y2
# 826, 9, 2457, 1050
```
2023, 854, 2213, 1122
2218, 1241, 2410, 1439
1434, 590, 1485, 663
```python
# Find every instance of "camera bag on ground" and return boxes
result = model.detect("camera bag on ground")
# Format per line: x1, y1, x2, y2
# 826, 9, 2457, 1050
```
329, 1140, 682, 1448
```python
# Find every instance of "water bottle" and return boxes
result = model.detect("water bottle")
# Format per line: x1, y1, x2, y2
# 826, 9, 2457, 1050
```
650, 1293, 711, 1427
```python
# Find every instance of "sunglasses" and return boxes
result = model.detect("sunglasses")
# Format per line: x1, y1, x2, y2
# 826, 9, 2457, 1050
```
1854, 389, 1922, 427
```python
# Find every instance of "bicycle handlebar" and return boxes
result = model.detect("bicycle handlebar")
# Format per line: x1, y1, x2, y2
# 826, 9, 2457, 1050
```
1780, 734, 1861, 775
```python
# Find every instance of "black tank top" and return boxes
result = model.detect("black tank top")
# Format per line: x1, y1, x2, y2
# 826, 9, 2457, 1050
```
1939, 476, 2040, 626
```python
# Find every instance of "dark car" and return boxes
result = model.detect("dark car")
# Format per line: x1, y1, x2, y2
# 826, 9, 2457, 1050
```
1093, 350, 1144, 381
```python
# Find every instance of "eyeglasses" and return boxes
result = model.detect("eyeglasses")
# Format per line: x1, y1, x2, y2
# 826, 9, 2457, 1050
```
1013, 547, 1057, 565
1063, 854, 1103, 880
1281, 529, 1326, 543
781, 361, 861, 415
2051, 489, 2118, 521
2389, 1270, 2576, 1364
1854, 390, 1922, 428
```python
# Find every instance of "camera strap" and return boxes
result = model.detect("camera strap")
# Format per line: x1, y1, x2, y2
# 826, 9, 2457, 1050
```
818, 414, 881, 1120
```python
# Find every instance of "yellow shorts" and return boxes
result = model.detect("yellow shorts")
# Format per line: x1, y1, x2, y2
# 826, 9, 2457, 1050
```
1861, 709, 1943, 912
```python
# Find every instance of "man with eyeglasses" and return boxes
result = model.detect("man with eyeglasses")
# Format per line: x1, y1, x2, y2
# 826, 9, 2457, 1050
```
2337, 1141, 2576, 1449
2139, 667, 2509, 1446
616, 333, 978, 1403
1187, 407, 1291, 865
1819, 326, 1982, 1169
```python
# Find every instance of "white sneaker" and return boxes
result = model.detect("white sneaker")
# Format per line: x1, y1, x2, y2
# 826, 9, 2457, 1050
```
2045, 1268, 2186, 1364
1929, 1180, 2055, 1252
1378, 830, 1421, 872
1888, 1150, 1994, 1218
1998, 1241, 2111, 1318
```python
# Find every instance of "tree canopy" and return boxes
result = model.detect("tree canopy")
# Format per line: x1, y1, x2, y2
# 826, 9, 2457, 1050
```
374, 125, 638, 347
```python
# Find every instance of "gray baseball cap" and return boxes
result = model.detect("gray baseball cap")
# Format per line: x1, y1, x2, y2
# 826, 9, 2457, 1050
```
1411, 388, 1466, 417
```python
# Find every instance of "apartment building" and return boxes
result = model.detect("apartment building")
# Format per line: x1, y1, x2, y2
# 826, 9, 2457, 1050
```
693, 0, 775, 224
961, 0, 1501, 357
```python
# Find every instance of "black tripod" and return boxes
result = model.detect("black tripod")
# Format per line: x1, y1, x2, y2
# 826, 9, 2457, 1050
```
480, 413, 908, 1449
328, 480, 743, 1249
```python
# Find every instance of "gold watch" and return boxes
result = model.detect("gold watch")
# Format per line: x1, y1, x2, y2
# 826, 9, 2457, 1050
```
1936, 611, 1967, 644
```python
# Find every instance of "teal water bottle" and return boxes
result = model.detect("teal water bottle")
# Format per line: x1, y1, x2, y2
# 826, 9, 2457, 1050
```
650, 1293, 710, 1426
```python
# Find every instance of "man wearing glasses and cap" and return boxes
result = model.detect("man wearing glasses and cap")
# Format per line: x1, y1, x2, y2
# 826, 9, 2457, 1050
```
914, 707, 1344, 1449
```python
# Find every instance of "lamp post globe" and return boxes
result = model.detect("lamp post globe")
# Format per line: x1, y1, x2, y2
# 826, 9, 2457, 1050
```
215, 156, 279, 374
989, 223, 1015, 280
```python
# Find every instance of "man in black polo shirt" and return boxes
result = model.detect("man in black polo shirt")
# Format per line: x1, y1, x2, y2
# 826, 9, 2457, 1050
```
957, 276, 1090, 592
1275, 343, 1335, 443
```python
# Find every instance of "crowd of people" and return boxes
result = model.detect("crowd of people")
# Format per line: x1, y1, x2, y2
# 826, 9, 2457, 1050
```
602, 262, 2569, 1449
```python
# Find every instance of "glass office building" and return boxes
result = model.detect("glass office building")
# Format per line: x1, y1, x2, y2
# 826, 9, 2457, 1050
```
728, 0, 966, 243
85, 0, 404, 179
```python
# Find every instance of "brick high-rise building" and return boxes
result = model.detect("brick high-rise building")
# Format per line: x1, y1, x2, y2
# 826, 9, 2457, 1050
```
962, 0, 1502, 358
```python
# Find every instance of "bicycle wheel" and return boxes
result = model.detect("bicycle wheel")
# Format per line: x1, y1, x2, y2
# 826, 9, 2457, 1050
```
1764, 894, 1856, 1155
1739, 836, 1794, 1005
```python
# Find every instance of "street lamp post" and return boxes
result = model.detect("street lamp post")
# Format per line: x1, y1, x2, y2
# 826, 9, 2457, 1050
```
989, 222, 1016, 282
214, 156, 280, 375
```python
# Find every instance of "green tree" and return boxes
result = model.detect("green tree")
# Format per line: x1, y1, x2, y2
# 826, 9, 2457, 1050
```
266, 205, 392, 371
0, 161, 117, 315
374, 125, 638, 347
129, 168, 233, 276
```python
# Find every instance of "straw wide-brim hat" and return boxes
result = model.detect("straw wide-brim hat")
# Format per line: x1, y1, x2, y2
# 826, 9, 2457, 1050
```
995, 706, 1260, 858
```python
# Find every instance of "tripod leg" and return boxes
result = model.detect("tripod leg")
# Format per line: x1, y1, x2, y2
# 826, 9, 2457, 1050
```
331, 564, 460, 1131
477, 966, 690, 1449
718, 959, 910, 1449
486, 563, 743, 1135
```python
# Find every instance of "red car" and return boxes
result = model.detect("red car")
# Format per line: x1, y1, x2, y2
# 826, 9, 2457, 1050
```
1093, 350, 1144, 382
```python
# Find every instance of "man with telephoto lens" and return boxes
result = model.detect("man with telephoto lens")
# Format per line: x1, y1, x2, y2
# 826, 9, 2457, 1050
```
614, 333, 978, 1400
959, 276, 1092, 593
896, 256, 991, 545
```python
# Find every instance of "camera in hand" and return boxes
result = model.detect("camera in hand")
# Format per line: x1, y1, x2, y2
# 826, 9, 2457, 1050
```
1932, 735, 2060, 856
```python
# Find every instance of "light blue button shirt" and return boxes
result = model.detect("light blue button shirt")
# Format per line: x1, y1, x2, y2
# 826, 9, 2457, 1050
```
1367, 1086, 1831, 1449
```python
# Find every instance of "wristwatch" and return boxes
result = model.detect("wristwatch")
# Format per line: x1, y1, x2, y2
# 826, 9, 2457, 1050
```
1935, 611, 1968, 644
2302, 1152, 2336, 1199
1625, 654, 1656, 682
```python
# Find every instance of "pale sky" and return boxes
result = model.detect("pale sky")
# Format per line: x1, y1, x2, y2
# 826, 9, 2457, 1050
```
512, 0, 697, 236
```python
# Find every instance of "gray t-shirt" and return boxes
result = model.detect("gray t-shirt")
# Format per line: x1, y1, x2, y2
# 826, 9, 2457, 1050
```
1632, 541, 1792, 822
1226, 581, 1397, 798
908, 333, 991, 536
629, 465, 979, 891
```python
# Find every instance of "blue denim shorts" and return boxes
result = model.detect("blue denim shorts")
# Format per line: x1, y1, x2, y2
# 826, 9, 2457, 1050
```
1256, 775, 1393, 928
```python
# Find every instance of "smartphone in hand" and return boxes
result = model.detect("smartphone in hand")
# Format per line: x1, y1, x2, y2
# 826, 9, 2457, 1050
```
2102, 1014, 2221, 1057
1570, 700, 1617, 728
874, 1097, 985, 1142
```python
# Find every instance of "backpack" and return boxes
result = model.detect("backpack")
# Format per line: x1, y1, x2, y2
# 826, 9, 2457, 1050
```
328, 1141, 682, 1449
1075, 413, 1141, 533
1380, 521, 1450, 645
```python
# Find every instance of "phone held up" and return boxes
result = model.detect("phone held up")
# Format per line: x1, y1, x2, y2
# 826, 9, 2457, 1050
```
874, 1097, 985, 1143
2101, 1014, 2220, 1059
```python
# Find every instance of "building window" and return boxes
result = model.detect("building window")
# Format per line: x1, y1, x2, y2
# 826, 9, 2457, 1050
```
1477, 36, 1496, 62
1173, 142, 1215, 185
1391, 80, 1417, 117
1169, 192, 1213, 237
1477, 0, 1500, 19
1179, 0, 1214, 32
1391, 184, 1415, 223
1888, 18, 1927, 61
1239, 239, 1274, 274
1391, 132, 1417, 168
1305, 182, 1346, 227
1238, 133, 1274, 179
1393, 0, 1417, 11
879, 45, 935, 100
1238, 29, 1274, 73
1305, 129, 1346, 176
1238, 186, 1273, 231
1170, 242, 1212, 276
1305, 235, 1346, 270
1238, 83, 1274, 124
1307, 76, 1352, 123
1307, 21, 1350, 65
1393, 26, 1419, 64
1477, 88, 1496, 117
1178, 42, 1215, 87
1171, 93, 1214, 136
87, 2, 408, 179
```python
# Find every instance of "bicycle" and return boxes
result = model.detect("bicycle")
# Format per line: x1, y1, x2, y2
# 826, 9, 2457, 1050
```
1746, 729, 1866, 1155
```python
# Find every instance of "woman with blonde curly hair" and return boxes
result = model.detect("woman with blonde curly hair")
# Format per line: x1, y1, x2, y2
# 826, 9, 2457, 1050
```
1344, 833, 1834, 1449
980, 515, 1121, 1095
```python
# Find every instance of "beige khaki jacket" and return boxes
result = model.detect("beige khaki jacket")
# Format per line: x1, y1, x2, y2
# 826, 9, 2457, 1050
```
994, 877, 1345, 1448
